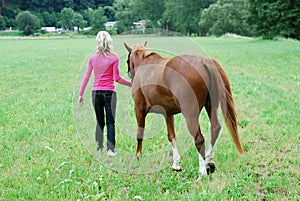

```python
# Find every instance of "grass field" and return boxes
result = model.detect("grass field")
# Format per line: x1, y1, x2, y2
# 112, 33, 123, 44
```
0, 36, 299, 200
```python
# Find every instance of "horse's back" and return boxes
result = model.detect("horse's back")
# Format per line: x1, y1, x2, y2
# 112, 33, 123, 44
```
133, 54, 211, 116
161, 54, 211, 113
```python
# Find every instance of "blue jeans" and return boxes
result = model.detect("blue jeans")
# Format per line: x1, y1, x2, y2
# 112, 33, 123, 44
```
92, 90, 116, 151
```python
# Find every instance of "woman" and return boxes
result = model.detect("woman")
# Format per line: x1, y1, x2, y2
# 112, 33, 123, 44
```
78, 31, 132, 156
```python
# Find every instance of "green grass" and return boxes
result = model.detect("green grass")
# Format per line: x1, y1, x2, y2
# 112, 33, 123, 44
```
0, 31, 24, 37
0, 36, 299, 200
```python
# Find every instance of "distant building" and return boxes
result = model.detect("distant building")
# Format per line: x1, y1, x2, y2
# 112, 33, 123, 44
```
133, 20, 147, 29
56, 28, 66, 34
41, 27, 56, 33
104, 21, 116, 30
132, 20, 147, 34
83, 27, 92, 31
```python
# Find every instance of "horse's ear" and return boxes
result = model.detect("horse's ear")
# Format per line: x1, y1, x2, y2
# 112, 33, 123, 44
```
144, 41, 147, 47
124, 42, 132, 52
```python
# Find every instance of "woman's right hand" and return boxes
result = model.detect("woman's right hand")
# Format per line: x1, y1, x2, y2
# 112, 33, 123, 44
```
78, 96, 84, 107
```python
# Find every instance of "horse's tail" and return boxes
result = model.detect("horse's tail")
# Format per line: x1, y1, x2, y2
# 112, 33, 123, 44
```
211, 59, 243, 154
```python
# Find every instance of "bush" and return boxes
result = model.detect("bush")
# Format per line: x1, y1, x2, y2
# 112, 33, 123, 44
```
16, 11, 40, 35
106, 29, 117, 36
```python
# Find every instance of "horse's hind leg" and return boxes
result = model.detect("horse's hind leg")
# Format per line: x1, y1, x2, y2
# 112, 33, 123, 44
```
166, 115, 181, 171
184, 115, 207, 177
205, 104, 221, 174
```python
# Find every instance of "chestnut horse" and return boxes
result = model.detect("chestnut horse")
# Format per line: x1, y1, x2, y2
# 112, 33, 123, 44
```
124, 42, 243, 177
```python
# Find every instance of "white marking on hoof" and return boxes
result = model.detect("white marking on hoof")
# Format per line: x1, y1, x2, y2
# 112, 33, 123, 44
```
172, 164, 181, 171
198, 153, 207, 177
171, 140, 181, 171
205, 143, 214, 163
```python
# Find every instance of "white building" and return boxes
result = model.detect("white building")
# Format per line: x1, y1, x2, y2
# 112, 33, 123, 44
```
133, 20, 147, 29
104, 21, 116, 30
41, 27, 56, 33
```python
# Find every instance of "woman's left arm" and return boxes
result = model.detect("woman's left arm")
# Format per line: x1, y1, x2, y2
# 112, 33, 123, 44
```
113, 58, 132, 87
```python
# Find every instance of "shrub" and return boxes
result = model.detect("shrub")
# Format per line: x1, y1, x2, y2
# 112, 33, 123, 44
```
16, 11, 40, 35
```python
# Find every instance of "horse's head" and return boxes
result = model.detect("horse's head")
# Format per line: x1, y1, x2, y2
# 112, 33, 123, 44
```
124, 41, 149, 80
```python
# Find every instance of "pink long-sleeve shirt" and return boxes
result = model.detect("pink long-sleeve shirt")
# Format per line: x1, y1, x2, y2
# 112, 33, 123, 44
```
79, 53, 131, 96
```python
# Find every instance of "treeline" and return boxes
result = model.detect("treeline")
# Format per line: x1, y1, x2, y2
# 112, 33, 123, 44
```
0, 0, 299, 39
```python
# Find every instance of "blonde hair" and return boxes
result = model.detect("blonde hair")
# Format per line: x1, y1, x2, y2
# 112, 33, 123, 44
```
96, 31, 113, 55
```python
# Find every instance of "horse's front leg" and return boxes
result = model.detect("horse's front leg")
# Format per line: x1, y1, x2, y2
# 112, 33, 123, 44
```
166, 115, 181, 171
136, 127, 144, 157
135, 108, 146, 157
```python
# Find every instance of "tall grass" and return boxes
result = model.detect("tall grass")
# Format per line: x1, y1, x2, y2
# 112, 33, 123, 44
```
0, 36, 299, 200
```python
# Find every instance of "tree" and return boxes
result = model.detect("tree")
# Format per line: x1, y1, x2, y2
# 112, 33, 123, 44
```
113, 0, 136, 34
73, 0, 95, 11
0, 16, 5, 30
247, 0, 300, 40
16, 11, 40, 35
60, 7, 74, 30
89, 6, 107, 34
132, 0, 165, 28
164, 0, 215, 35
1, 4, 17, 28
41, 11, 57, 27
94, 0, 114, 7
73, 12, 84, 32
0, 0, 4, 17
104, 6, 115, 21
51, 0, 74, 12
199, 0, 251, 36
84, 8, 94, 27
275, 0, 300, 40
199, 4, 221, 35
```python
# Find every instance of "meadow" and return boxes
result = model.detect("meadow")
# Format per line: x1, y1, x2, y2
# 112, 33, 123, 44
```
0, 35, 299, 200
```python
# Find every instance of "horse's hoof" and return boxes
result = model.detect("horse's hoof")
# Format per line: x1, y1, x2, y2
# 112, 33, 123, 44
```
172, 164, 182, 172
206, 161, 216, 175
136, 153, 142, 160
172, 167, 182, 172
